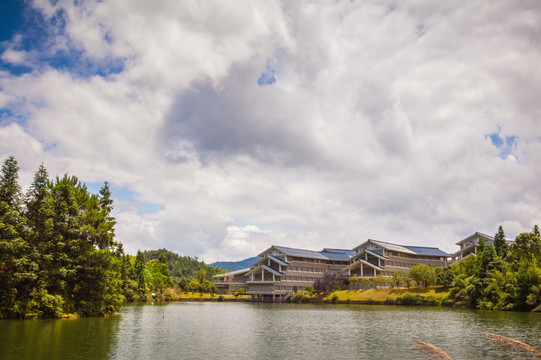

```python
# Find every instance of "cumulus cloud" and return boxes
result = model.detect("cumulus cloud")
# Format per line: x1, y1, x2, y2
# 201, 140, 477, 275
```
1, 0, 540, 262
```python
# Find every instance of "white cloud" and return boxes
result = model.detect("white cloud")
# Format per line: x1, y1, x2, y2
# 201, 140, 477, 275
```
1, 0, 540, 262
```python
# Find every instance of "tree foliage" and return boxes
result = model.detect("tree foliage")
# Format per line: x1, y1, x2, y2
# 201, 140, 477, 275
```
409, 264, 436, 288
494, 225, 508, 259
0, 157, 124, 318
448, 226, 541, 311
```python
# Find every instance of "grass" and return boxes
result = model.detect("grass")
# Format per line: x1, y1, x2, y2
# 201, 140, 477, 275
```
323, 287, 450, 304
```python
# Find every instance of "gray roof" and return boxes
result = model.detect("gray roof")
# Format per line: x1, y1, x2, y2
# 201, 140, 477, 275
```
320, 249, 355, 261
268, 255, 290, 266
356, 239, 450, 257
455, 232, 494, 245
364, 239, 417, 255
212, 268, 250, 278
269, 246, 354, 261
403, 246, 451, 257
272, 246, 329, 260
261, 265, 284, 276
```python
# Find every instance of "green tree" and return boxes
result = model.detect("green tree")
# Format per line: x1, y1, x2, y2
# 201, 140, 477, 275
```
348, 274, 361, 289
494, 225, 508, 259
509, 232, 541, 265
145, 259, 172, 293
135, 250, 147, 297
24, 164, 59, 318
533, 225, 540, 239
0, 156, 35, 318
409, 264, 436, 288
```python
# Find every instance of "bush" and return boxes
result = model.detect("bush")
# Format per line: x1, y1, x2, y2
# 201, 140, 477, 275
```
399, 293, 424, 305
217, 295, 224, 302
290, 293, 307, 303
330, 292, 339, 304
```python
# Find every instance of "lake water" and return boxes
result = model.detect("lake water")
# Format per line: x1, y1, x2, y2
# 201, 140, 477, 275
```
1, 302, 540, 360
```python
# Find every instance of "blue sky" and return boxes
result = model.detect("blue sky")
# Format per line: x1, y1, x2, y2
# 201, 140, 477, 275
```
0, 1, 24, 43
1, 0, 540, 262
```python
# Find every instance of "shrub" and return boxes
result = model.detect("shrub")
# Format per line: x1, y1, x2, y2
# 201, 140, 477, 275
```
400, 293, 424, 305
290, 293, 307, 303
330, 292, 339, 304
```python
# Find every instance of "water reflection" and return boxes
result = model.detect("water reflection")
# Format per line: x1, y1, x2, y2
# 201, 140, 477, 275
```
0, 316, 121, 360
2, 303, 540, 360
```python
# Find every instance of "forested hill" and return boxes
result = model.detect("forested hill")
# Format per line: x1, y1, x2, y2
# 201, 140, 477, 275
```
143, 249, 226, 281
210, 257, 260, 271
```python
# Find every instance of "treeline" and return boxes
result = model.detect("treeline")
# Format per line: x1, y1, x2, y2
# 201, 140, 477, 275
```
0, 156, 227, 319
120, 249, 225, 301
0, 156, 123, 319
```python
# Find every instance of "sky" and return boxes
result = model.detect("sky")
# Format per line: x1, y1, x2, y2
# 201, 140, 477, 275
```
1, 0, 540, 263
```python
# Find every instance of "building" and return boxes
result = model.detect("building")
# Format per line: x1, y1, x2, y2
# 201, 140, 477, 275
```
212, 232, 507, 300
212, 268, 250, 295
343, 239, 450, 277
212, 239, 452, 300
451, 232, 494, 262
240, 246, 355, 301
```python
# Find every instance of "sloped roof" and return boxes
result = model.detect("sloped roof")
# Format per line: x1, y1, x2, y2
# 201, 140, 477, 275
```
455, 232, 494, 245
354, 239, 450, 257
212, 268, 250, 278
320, 249, 356, 261
363, 239, 417, 255
404, 246, 451, 257
272, 246, 328, 260
261, 265, 284, 276
268, 255, 289, 266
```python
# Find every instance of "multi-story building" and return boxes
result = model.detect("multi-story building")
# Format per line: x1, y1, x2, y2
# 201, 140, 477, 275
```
451, 232, 494, 262
212, 233, 497, 300
343, 239, 450, 277
238, 246, 354, 301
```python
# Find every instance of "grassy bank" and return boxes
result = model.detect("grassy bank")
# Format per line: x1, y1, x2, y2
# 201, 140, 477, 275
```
288, 287, 451, 306
136, 287, 450, 306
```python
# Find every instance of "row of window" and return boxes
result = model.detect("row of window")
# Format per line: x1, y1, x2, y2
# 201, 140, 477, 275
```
385, 261, 414, 268
386, 251, 444, 261
283, 276, 316, 282
283, 266, 325, 273
288, 257, 347, 265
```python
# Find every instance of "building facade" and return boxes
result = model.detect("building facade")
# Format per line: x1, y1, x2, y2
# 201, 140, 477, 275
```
212, 232, 497, 300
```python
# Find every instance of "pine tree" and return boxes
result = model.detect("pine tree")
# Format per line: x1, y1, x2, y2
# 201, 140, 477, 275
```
0, 156, 35, 318
135, 250, 147, 297
494, 225, 508, 259
534, 225, 540, 239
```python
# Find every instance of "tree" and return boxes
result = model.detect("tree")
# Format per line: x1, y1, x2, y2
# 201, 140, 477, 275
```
145, 259, 172, 293
409, 264, 436, 288
494, 225, 508, 259
391, 271, 407, 288
0, 156, 35, 318
348, 274, 361, 289
435, 266, 455, 286
135, 250, 147, 297
24, 164, 58, 318
1, 158, 125, 318
509, 232, 541, 265
533, 225, 540, 239
313, 272, 347, 293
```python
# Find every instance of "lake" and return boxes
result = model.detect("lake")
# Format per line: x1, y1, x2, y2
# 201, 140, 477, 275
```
1, 302, 540, 360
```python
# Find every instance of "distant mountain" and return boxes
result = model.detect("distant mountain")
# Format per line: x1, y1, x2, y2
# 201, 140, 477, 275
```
210, 257, 260, 271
